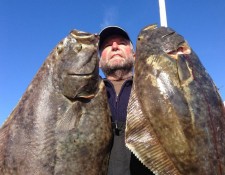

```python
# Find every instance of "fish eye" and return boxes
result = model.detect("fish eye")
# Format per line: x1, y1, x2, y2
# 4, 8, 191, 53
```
73, 43, 82, 53
56, 42, 65, 55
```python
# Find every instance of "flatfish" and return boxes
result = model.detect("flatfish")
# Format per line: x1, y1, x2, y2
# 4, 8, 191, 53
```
0, 30, 112, 175
126, 24, 225, 175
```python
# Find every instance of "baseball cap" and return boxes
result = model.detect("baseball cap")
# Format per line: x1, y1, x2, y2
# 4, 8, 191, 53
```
98, 26, 131, 52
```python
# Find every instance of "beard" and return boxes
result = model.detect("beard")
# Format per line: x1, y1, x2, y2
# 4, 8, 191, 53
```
101, 57, 134, 77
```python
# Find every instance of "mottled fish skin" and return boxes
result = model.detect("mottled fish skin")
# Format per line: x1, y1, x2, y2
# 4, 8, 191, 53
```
126, 24, 225, 175
0, 30, 112, 175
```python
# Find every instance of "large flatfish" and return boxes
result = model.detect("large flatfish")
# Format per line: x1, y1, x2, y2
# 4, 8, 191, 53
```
0, 30, 112, 175
126, 24, 225, 175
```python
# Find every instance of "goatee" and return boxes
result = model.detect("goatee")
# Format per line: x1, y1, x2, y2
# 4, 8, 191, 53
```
101, 61, 134, 77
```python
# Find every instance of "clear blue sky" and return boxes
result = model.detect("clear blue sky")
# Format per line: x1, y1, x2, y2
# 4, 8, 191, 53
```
1, 0, 225, 125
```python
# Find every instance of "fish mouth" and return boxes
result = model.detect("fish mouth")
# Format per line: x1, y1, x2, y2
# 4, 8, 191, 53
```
62, 69, 98, 100
166, 42, 191, 60
67, 73, 95, 77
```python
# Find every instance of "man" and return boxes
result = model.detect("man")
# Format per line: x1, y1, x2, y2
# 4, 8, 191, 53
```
98, 26, 154, 175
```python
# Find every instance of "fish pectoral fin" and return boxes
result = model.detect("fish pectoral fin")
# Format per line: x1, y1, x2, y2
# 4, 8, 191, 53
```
174, 42, 194, 86
0, 125, 10, 164
177, 54, 194, 86
56, 103, 82, 131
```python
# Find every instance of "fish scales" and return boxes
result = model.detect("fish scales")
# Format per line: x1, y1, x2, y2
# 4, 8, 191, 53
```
126, 24, 225, 175
0, 30, 112, 175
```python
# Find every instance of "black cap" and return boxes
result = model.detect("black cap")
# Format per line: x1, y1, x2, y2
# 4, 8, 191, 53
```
98, 26, 131, 52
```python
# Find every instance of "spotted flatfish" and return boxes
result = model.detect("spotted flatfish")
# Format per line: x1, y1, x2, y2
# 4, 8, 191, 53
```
126, 24, 225, 175
0, 30, 112, 175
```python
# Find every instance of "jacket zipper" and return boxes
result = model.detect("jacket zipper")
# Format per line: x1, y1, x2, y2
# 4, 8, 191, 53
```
113, 80, 129, 135
104, 78, 132, 135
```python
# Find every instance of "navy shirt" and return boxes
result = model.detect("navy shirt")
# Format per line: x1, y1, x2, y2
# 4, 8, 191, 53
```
103, 78, 154, 175
103, 78, 132, 123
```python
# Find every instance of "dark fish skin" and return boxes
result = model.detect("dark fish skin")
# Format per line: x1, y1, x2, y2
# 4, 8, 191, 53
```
126, 24, 225, 175
0, 30, 112, 175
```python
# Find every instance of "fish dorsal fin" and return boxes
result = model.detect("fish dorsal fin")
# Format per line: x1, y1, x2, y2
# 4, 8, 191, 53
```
125, 86, 181, 175
0, 124, 10, 166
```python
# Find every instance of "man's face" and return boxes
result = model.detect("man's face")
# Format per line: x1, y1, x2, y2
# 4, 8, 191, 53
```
99, 35, 135, 75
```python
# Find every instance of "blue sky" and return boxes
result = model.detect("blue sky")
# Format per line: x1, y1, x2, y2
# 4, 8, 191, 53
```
1, 0, 225, 125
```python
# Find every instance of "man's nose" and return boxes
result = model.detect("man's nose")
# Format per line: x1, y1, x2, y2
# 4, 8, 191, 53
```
112, 42, 119, 50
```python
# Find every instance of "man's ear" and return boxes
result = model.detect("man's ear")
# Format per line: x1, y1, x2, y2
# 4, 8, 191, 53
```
133, 53, 136, 60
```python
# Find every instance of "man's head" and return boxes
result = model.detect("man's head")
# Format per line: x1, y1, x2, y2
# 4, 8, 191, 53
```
98, 26, 135, 79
